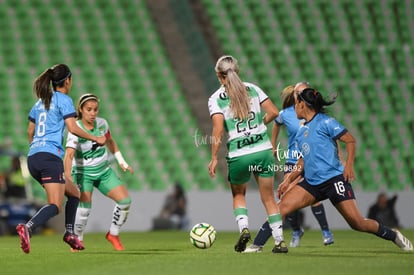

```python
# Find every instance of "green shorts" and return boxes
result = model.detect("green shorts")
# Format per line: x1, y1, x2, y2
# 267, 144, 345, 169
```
227, 149, 275, 184
73, 167, 122, 195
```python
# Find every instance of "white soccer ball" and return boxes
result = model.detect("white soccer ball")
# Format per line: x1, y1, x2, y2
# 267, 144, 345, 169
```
189, 222, 216, 249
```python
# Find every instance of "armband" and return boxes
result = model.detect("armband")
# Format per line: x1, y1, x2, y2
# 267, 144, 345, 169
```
114, 151, 129, 168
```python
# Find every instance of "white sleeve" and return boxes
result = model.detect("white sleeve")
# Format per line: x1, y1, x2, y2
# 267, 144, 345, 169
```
208, 94, 223, 117
65, 131, 78, 149
249, 83, 269, 103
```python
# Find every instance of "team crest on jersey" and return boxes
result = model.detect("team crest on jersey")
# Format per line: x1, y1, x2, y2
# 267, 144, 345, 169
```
98, 126, 105, 135
301, 142, 310, 155
219, 92, 228, 100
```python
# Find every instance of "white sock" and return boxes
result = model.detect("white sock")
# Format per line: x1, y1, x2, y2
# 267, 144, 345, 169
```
109, 203, 130, 236
269, 213, 284, 244
236, 215, 249, 233
74, 207, 91, 241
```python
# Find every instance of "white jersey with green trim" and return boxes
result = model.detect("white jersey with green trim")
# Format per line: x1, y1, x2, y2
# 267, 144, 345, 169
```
208, 82, 272, 158
65, 117, 111, 176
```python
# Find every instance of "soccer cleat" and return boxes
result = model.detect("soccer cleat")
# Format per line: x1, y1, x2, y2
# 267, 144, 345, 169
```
393, 229, 413, 252
290, 228, 304, 247
16, 224, 31, 254
242, 244, 263, 253
234, 228, 251, 252
272, 240, 288, 253
322, 230, 334, 246
106, 232, 125, 251
63, 232, 85, 251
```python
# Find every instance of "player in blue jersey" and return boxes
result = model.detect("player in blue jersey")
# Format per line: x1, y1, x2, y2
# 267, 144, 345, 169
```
276, 87, 412, 252
245, 83, 333, 253
16, 64, 106, 254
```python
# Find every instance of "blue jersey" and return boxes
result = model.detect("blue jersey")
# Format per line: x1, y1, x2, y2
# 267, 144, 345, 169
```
295, 113, 347, 185
275, 106, 302, 164
28, 91, 77, 158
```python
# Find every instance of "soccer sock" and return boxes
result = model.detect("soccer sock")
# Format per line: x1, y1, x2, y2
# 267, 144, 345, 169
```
27, 204, 59, 232
253, 221, 272, 246
311, 204, 330, 231
65, 196, 79, 234
234, 207, 248, 233
375, 223, 397, 241
269, 213, 284, 244
286, 211, 301, 231
109, 198, 131, 236
74, 207, 91, 241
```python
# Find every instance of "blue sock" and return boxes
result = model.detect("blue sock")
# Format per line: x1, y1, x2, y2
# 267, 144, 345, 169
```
375, 223, 396, 241
286, 211, 301, 231
65, 196, 79, 234
311, 204, 330, 231
27, 204, 59, 231
253, 221, 272, 246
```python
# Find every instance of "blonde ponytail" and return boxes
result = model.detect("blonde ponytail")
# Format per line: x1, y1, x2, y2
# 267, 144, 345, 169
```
215, 56, 250, 120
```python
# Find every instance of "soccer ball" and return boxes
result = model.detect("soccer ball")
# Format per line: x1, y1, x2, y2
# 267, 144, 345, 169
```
189, 222, 216, 249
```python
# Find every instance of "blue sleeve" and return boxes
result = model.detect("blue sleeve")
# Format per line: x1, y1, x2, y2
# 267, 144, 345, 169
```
275, 110, 284, 125
59, 94, 77, 119
324, 117, 347, 139
275, 115, 283, 125
28, 106, 36, 122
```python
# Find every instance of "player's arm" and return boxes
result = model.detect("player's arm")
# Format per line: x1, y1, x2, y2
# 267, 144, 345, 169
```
276, 158, 304, 198
271, 122, 281, 154
106, 131, 133, 174
65, 117, 106, 145
27, 121, 35, 144
208, 114, 224, 178
63, 147, 76, 185
261, 98, 279, 125
338, 131, 356, 182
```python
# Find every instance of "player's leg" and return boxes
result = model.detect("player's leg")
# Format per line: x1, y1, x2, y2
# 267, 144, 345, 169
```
74, 192, 92, 241
256, 174, 288, 253
17, 153, 64, 253
72, 174, 94, 243
329, 176, 412, 251
99, 169, 131, 250
335, 199, 412, 251
311, 202, 334, 245
64, 180, 80, 236
227, 155, 252, 252
230, 182, 251, 252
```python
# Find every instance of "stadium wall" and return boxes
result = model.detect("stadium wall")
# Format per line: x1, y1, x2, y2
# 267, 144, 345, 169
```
65, 190, 414, 233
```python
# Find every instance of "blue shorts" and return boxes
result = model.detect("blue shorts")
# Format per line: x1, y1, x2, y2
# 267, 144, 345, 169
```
297, 174, 355, 205
27, 152, 65, 184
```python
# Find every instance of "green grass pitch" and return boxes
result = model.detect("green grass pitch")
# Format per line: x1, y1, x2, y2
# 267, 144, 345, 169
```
1, 230, 413, 275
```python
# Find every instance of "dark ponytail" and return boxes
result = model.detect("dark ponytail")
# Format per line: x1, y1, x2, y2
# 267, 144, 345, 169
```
297, 88, 337, 113
33, 64, 72, 111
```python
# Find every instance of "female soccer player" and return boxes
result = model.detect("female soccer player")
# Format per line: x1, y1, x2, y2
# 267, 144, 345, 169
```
64, 94, 133, 251
245, 83, 333, 253
17, 64, 106, 254
277, 87, 412, 252
208, 55, 287, 253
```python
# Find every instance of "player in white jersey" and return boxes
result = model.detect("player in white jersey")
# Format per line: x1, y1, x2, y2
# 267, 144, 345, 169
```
64, 94, 133, 251
208, 55, 287, 253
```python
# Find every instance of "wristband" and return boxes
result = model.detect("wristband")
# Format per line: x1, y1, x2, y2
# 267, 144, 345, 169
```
114, 151, 129, 168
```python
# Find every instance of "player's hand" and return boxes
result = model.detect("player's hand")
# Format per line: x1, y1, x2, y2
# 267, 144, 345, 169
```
276, 180, 289, 198
343, 164, 355, 183
208, 159, 218, 178
95, 136, 106, 145
120, 163, 134, 174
